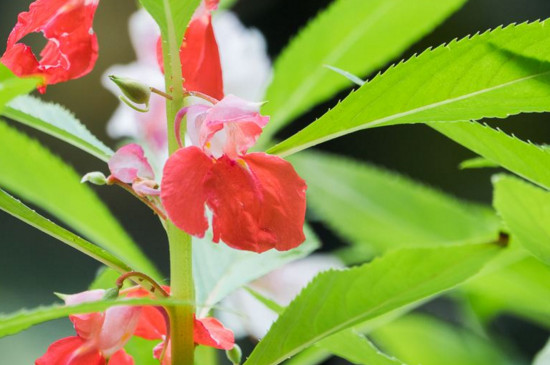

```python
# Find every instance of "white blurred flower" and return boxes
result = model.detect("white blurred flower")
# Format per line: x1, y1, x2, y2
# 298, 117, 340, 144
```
218, 255, 343, 340
103, 8, 272, 173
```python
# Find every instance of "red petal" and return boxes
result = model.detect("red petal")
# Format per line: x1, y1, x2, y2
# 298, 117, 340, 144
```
244, 153, 307, 251
124, 287, 169, 340
155, 1, 223, 99
161, 146, 214, 237
194, 317, 234, 350
1, 0, 99, 91
204, 154, 307, 252
35, 336, 105, 365
107, 349, 134, 365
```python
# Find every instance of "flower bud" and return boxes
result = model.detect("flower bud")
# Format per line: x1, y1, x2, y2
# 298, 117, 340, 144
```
109, 75, 151, 112
81, 171, 107, 185
103, 287, 120, 300
226, 344, 242, 365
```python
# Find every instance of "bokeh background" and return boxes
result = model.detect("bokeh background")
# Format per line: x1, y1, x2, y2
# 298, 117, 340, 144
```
1, 0, 550, 363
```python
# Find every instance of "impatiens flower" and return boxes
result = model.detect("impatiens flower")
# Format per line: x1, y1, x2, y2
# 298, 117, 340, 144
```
161, 95, 307, 253
156, 0, 223, 99
36, 289, 140, 365
108, 144, 159, 197
126, 287, 234, 364
1, 0, 100, 93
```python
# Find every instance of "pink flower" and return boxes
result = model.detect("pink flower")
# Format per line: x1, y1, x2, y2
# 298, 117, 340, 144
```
156, 0, 223, 99
1, 0, 100, 93
35, 290, 140, 365
107, 144, 159, 197
161, 95, 307, 253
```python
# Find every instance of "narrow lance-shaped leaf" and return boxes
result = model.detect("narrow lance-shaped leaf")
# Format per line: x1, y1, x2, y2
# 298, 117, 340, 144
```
493, 174, 550, 266
245, 243, 502, 364
0, 188, 132, 274
372, 314, 514, 365
0, 64, 38, 110
291, 151, 499, 254
0, 121, 160, 279
258, 0, 467, 146
0, 298, 193, 338
432, 121, 550, 190
3, 96, 113, 162
268, 21, 550, 157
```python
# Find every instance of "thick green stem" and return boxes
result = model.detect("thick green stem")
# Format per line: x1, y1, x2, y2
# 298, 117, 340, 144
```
167, 223, 195, 365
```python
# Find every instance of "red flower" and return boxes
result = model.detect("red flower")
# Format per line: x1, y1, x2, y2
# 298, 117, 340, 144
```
161, 95, 307, 253
35, 290, 139, 365
1, 0, 100, 93
157, 0, 223, 99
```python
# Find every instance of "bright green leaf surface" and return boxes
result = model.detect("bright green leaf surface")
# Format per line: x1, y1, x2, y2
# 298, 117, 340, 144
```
372, 314, 514, 365
291, 151, 499, 254
3, 96, 113, 162
433, 121, 550, 190
0, 65, 38, 110
194, 225, 319, 315
268, 21, 550, 157
125, 337, 159, 365
465, 257, 550, 328
0, 298, 191, 338
0, 121, 160, 278
0, 189, 131, 273
459, 156, 499, 170
259, 0, 467, 146
245, 243, 501, 364
138, 0, 199, 46
494, 175, 550, 265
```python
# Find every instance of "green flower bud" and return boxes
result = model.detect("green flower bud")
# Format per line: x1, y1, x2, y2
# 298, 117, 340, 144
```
81, 171, 107, 185
226, 344, 242, 365
103, 287, 120, 300
109, 75, 151, 112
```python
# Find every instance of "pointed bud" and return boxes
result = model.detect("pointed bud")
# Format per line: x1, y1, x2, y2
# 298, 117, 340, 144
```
226, 344, 242, 365
109, 75, 151, 112
81, 171, 107, 185
103, 287, 120, 300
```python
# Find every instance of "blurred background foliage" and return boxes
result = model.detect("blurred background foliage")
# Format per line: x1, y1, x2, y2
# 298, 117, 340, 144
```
0, 0, 550, 363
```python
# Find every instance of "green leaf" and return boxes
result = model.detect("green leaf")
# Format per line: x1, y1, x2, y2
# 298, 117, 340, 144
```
0, 121, 160, 278
0, 65, 38, 110
459, 157, 499, 170
493, 175, 550, 265
291, 151, 499, 255
258, 0, 467, 146
89, 267, 124, 290
432, 121, 550, 190
372, 314, 514, 365
0, 297, 191, 338
125, 337, 159, 365
218, 0, 238, 10
245, 243, 502, 364
3, 96, 113, 162
138, 0, 199, 46
267, 21, 550, 157
194, 225, 319, 315
0, 188, 132, 273
465, 257, 550, 328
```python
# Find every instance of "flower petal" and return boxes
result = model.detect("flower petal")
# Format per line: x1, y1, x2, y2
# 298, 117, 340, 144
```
1, 0, 99, 92
243, 153, 307, 251
194, 317, 234, 350
106, 349, 134, 365
108, 144, 155, 183
65, 290, 105, 340
35, 336, 105, 365
204, 153, 306, 252
97, 305, 141, 357
161, 146, 214, 237
124, 287, 169, 340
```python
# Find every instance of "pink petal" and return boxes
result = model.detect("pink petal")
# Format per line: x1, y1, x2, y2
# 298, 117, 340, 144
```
194, 317, 235, 350
107, 349, 134, 365
161, 146, 214, 237
97, 305, 141, 357
205, 153, 307, 252
65, 290, 105, 340
35, 336, 105, 365
200, 95, 269, 159
108, 144, 155, 183
153, 341, 170, 365
1, 0, 99, 92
